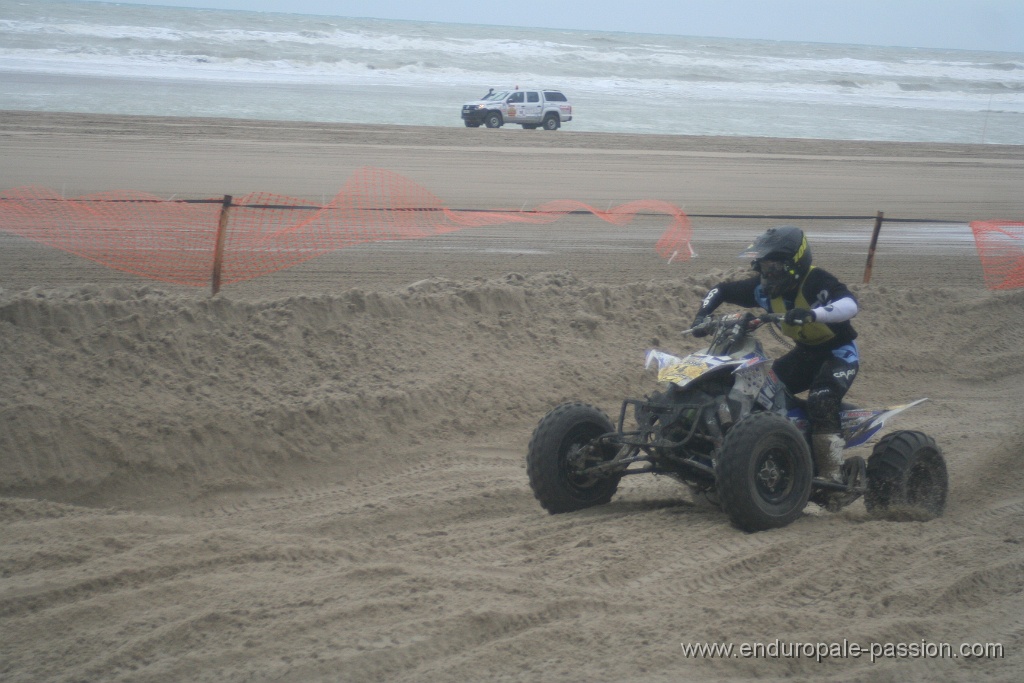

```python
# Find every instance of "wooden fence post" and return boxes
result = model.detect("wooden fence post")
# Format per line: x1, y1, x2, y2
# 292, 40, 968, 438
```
211, 194, 232, 295
863, 210, 884, 284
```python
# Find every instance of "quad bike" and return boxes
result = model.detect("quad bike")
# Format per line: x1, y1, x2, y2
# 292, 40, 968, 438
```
526, 312, 948, 532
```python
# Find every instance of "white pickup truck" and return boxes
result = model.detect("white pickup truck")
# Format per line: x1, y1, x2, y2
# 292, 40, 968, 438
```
461, 89, 573, 130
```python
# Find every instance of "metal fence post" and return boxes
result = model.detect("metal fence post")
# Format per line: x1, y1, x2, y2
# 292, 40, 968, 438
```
863, 211, 884, 284
211, 194, 232, 295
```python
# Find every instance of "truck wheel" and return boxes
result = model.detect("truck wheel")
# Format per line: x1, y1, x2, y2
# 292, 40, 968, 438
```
716, 412, 813, 531
526, 402, 621, 514
865, 431, 947, 519
542, 114, 560, 130
484, 112, 503, 128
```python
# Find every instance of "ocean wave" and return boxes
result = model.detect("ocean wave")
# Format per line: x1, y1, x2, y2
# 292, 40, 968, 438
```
4, 14, 1022, 89
3, 42, 1019, 102
985, 61, 1023, 71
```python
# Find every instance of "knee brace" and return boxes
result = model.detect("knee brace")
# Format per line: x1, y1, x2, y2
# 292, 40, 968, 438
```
807, 387, 841, 433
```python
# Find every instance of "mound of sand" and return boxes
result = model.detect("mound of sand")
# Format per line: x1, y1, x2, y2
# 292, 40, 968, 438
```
0, 272, 725, 504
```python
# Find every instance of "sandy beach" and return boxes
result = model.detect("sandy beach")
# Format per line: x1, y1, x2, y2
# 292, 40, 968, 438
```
2, 111, 1024, 682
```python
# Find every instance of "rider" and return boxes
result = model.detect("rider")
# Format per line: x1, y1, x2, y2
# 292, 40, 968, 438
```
691, 226, 859, 481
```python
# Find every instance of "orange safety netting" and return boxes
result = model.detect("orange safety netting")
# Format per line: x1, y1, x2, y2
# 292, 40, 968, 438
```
0, 167, 694, 289
0, 188, 223, 286
970, 221, 1024, 290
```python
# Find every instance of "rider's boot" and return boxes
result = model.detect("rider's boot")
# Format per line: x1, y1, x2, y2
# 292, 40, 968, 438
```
812, 432, 845, 482
812, 433, 865, 511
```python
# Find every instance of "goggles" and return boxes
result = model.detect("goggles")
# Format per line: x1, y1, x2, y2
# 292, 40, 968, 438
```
755, 258, 788, 277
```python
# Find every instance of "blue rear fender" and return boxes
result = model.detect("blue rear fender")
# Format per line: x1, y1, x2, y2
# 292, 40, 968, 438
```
784, 404, 917, 449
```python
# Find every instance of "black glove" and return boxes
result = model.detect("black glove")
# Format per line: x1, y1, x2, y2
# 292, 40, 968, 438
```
784, 308, 816, 325
690, 314, 711, 338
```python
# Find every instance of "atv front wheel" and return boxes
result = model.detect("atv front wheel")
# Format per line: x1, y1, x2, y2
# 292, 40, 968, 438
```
716, 412, 813, 531
526, 402, 621, 514
865, 431, 947, 519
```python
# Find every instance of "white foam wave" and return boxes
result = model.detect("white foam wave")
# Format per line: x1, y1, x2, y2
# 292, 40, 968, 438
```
3, 14, 1022, 88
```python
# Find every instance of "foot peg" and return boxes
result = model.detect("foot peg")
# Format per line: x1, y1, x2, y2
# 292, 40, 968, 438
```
840, 456, 866, 489
824, 456, 867, 512
809, 455, 866, 511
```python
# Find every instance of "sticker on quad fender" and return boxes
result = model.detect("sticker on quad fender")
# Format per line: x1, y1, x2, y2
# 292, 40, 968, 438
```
658, 361, 710, 384
645, 350, 731, 386
660, 356, 734, 385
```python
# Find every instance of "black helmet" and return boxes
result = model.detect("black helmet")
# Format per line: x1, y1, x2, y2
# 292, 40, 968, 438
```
739, 226, 812, 297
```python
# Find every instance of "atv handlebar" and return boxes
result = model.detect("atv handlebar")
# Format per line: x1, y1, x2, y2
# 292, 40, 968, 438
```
682, 311, 781, 337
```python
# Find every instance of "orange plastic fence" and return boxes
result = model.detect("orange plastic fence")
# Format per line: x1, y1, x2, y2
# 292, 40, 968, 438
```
970, 221, 1024, 290
0, 167, 694, 289
0, 188, 223, 286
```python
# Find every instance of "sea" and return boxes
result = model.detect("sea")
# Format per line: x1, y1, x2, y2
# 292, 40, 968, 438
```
1, 0, 1023, 144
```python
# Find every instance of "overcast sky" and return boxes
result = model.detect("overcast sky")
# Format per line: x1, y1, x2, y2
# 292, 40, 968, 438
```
87, 0, 1024, 53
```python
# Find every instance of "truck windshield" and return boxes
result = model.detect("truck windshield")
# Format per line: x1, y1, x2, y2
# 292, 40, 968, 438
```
483, 91, 508, 101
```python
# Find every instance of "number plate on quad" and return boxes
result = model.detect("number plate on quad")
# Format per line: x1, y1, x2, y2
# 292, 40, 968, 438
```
655, 355, 732, 386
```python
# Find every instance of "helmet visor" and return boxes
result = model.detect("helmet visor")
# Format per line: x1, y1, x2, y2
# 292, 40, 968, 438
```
739, 244, 770, 260
738, 225, 805, 261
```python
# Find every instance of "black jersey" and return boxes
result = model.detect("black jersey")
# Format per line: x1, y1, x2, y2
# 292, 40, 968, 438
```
696, 268, 858, 350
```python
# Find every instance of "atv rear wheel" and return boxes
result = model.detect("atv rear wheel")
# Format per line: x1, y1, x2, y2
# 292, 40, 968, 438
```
527, 402, 621, 514
865, 430, 947, 519
716, 412, 813, 531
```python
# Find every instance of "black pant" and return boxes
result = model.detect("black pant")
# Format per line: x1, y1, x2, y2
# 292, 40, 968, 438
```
772, 345, 859, 433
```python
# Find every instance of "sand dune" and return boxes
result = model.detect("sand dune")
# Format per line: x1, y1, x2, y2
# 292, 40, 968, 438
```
2, 114, 1023, 682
